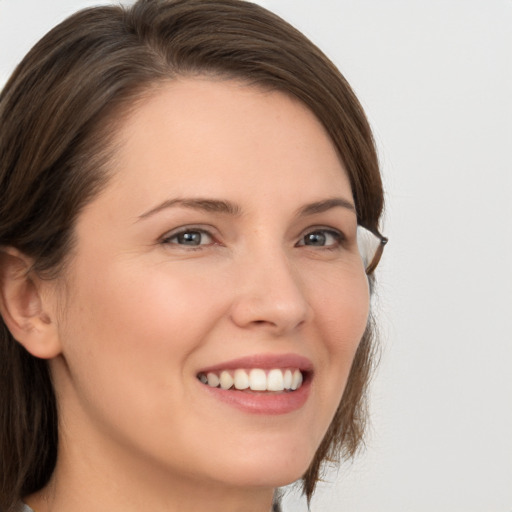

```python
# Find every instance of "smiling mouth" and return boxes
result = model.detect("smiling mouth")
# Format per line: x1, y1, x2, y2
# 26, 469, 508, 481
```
197, 368, 305, 392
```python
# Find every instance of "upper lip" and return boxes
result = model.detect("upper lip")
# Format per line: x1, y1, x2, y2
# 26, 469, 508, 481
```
198, 353, 314, 374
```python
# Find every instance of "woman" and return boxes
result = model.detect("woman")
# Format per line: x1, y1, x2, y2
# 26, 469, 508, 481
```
0, 1, 386, 511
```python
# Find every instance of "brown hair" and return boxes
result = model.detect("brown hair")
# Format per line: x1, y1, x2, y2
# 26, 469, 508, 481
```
0, 0, 384, 509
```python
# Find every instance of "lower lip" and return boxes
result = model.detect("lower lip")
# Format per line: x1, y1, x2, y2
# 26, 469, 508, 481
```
200, 379, 311, 415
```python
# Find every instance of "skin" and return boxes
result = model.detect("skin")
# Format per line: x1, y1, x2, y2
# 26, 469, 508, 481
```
23, 79, 370, 512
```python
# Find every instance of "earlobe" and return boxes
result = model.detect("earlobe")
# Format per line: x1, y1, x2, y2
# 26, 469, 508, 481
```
0, 247, 62, 359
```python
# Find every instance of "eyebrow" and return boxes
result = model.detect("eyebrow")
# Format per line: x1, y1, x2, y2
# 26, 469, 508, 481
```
137, 196, 356, 221
297, 197, 356, 216
138, 198, 242, 220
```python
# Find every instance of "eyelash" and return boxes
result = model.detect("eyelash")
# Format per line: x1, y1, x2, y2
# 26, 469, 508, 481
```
160, 227, 215, 249
296, 228, 345, 250
160, 227, 346, 250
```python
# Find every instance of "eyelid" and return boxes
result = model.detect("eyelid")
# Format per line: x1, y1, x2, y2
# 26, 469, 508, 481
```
295, 226, 345, 247
159, 225, 218, 245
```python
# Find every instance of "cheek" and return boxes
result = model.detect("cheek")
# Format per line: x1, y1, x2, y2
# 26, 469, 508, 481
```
312, 266, 370, 351
309, 269, 370, 403
54, 259, 231, 446
325, 287, 369, 350
58, 258, 230, 382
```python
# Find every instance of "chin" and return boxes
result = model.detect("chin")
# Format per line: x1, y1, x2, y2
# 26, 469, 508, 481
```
212, 463, 308, 490
201, 437, 317, 489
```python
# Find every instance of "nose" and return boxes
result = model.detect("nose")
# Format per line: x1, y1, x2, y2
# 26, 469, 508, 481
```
229, 247, 311, 335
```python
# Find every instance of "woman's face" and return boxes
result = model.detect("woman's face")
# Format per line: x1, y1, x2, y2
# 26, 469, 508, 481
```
50, 78, 369, 491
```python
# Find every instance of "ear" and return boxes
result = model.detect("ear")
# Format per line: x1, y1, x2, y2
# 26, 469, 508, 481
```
0, 247, 62, 359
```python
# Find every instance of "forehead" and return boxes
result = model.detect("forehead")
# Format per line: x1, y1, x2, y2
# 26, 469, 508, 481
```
97, 78, 353, 215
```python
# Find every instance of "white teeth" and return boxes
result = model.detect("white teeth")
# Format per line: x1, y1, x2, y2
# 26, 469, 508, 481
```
283, 369, 293, 390
200, 368, 305, 392
249, 369, 267, 391
267, 369, 285, 391
233, 369, 250, 390
291, 369, 303, 390
219, 371, 233, 390
207, 372, 220, 388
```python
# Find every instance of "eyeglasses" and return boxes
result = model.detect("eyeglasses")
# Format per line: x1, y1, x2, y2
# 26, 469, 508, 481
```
357, 225, 388, 275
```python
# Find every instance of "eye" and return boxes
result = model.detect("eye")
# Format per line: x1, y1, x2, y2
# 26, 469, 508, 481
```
161, 229, 214, 247
296, 229, 343, 248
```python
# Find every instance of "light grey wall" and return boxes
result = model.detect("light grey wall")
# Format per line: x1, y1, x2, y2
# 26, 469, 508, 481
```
1, 1, 511, 511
